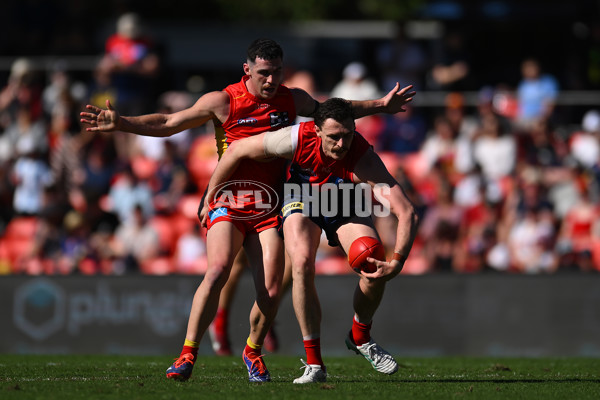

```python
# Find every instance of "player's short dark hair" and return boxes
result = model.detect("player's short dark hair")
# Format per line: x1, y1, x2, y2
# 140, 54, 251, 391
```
313, 98, 353, 128
247, 38, 283, 63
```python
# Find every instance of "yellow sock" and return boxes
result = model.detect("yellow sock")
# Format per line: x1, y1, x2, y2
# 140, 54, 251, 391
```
246, 337, 262, 350
184, 339, 199, 348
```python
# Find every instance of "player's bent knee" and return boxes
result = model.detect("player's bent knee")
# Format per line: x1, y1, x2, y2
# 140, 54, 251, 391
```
202, 264, 232, 290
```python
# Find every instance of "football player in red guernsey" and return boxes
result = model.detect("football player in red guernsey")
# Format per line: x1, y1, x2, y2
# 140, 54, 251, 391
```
203, 98, 419, 383
81, 38, 415, 383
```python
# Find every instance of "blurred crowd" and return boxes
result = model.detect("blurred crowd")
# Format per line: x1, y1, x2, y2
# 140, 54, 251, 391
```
0, 14, 599, 275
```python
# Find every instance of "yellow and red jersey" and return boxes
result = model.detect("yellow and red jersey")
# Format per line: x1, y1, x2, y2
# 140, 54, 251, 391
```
207, 76, 297, 234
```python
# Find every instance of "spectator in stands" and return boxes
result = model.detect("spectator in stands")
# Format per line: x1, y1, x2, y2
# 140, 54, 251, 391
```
48, 105, 83, 204
0, 58, 43, 132
376, 22, 428, 91
453, 180, 502, 273
79, 192, 120, 275
521, 118, 563, 169
10, 141, 53, 217
428, 30, 471, 91
0, 159, 13, 230
18, 185, 66, 275
555, 175, 600, 272
87, 56, 118, 112
3, 104, 48, 162
420, 178, 463, 272
174, 223, 207, 274
98, 12, 160, 116
509, 205, 558, 274
505, 172, 558, 274
331, 63, 387, 156
42, 60, 86, 122
108, 165, 154, 224
378, 103, 427, 154
515, 57, 559, 130
77, 138, 116, 202
444, 92, 478, 140
112, 203, 160, 272
152, 142, 191, 215
331, 62, 380, 101
83, 222, 118, 275
57, 210, 91, 275
420, 114, 459, 178
443, 92, 478, 176
472, 113, 516, 188
570, 110, 600, 170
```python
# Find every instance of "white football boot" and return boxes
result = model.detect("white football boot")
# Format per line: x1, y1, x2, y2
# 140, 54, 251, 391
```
293, 359, 327, 384
345, 334, 399, 375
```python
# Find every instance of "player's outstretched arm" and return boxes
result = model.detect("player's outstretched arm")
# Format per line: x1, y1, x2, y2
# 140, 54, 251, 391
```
79, 91, 230, 137
350, 83, 416, 119
353, 148, 419, 280
80, 99, 121, 132
291, 84, 416, 120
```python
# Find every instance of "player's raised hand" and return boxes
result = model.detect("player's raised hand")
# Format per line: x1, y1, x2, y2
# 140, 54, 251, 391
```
80, 99, 120, 132
381, 83, 416, 114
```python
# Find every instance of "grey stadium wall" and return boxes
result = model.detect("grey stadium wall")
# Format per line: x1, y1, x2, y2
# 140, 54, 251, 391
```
1, 274, 599, 357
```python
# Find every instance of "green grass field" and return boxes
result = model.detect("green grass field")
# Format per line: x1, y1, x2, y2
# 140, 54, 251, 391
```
1, 355, 599, 400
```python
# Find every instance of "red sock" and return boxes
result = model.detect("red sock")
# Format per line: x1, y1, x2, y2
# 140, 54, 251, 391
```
181, 345, 198, 358
244, 343, 261, 357
213, 308, 229, 333
303, 338, 323, 367
351, 318, 372, 346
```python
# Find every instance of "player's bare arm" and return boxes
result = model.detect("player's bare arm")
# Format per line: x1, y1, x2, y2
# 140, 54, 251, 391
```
290, 88, 320, 117
290, 84, 416, 120
350, 83, 416, 119
80, 91, 231, 137
352, 148, 419, 280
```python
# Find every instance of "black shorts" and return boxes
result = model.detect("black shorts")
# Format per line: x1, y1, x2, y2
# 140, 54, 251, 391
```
279, 182, 366, 247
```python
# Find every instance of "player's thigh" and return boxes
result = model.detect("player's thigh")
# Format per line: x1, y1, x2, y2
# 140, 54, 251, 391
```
244, 228, 284, 275
206, 220, 245, 270
336, 216, 378, 255
282, 213, 322, 265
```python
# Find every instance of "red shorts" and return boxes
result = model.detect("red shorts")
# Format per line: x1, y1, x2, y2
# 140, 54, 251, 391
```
206, 205, 280, 236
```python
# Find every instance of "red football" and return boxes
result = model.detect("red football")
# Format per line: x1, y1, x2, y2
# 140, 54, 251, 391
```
348, 236, 385, 273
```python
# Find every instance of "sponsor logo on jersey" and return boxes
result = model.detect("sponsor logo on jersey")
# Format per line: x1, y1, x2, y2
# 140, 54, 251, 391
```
269, 112, 290, 128
237, 117, 258, 125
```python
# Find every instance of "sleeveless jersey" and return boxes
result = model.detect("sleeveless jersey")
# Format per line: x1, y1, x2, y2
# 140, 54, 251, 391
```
208, 76, 296, 224
288, 121, 370, 186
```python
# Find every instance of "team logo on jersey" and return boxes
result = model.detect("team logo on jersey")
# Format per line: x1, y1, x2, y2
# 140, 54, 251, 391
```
237, 117, 258, 126
269, 112, 290, 128
207, 180, 280, 220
